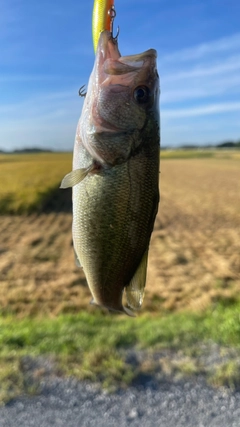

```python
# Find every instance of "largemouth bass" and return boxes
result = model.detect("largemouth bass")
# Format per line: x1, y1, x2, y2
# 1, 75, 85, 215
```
61, 30, 160, 316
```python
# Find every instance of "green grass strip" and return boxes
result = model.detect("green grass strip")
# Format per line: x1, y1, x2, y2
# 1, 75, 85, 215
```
1, 302, 240, 356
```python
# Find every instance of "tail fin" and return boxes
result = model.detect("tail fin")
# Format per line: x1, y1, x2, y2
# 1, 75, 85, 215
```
90, 300, 136, 317
122, 306, 136, 317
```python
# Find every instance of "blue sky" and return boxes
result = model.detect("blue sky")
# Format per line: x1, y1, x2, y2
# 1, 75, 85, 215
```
1, 0, 240, 151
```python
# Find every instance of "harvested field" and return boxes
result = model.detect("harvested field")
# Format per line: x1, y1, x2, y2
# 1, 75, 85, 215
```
147, 157, 240, 312
0, 152, 239, 316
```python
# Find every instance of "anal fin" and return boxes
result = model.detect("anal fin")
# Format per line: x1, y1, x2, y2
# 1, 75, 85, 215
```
125, 248, 149, 310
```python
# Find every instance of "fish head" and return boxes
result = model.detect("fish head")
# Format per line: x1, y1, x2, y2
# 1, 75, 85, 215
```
80, 30, 160, 166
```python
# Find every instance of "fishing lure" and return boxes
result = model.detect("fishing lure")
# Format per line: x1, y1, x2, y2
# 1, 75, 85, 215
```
92, 0, 117, 52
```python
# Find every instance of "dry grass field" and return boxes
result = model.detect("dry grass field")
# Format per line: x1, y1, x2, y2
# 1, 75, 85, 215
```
0, 150, 239, 317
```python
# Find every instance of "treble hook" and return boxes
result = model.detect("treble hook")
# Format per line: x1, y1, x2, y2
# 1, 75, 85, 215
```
78, 85, 87, 97
108, 5, 120, 41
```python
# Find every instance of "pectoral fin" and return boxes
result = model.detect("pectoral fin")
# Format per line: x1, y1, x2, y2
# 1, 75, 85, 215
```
125, 248, 149, 310
60, 164, 94, 189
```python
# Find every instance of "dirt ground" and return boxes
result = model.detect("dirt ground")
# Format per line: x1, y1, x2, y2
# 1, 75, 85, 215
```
0, 158, 239, 316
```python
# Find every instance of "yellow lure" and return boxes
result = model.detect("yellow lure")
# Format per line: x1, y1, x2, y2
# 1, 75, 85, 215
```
92, 0, 114, 53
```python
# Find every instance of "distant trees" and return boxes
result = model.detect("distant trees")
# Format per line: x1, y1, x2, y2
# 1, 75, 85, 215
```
13, 148, 53, 153
0, 148, 53, 154
217, 141, 240, 148
1, 142, 240, 153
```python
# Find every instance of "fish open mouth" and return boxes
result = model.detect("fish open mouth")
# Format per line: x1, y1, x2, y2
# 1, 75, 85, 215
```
96, 30, 157, 80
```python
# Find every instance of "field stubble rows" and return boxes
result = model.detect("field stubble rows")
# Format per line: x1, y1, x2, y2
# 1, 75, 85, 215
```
0, 155, 239, 316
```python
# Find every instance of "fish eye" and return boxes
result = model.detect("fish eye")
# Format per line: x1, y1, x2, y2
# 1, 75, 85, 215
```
133, 86, 150, 104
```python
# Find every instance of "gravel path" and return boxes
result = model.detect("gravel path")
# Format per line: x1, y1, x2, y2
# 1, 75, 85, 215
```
1, 376, 240, 427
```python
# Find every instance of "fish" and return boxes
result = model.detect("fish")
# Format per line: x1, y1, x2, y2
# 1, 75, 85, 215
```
61, 30, 160, 316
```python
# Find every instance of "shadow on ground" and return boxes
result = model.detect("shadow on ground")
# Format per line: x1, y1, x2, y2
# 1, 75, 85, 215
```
41, 187, 72, 213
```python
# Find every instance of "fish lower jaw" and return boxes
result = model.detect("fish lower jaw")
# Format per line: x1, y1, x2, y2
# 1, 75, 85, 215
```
90, 299, 136, 317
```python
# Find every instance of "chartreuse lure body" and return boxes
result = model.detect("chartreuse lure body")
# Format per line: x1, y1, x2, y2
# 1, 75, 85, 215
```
92, 0, 115, 52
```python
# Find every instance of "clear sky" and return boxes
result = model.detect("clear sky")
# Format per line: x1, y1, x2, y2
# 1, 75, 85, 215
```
1, 0, 240, 151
